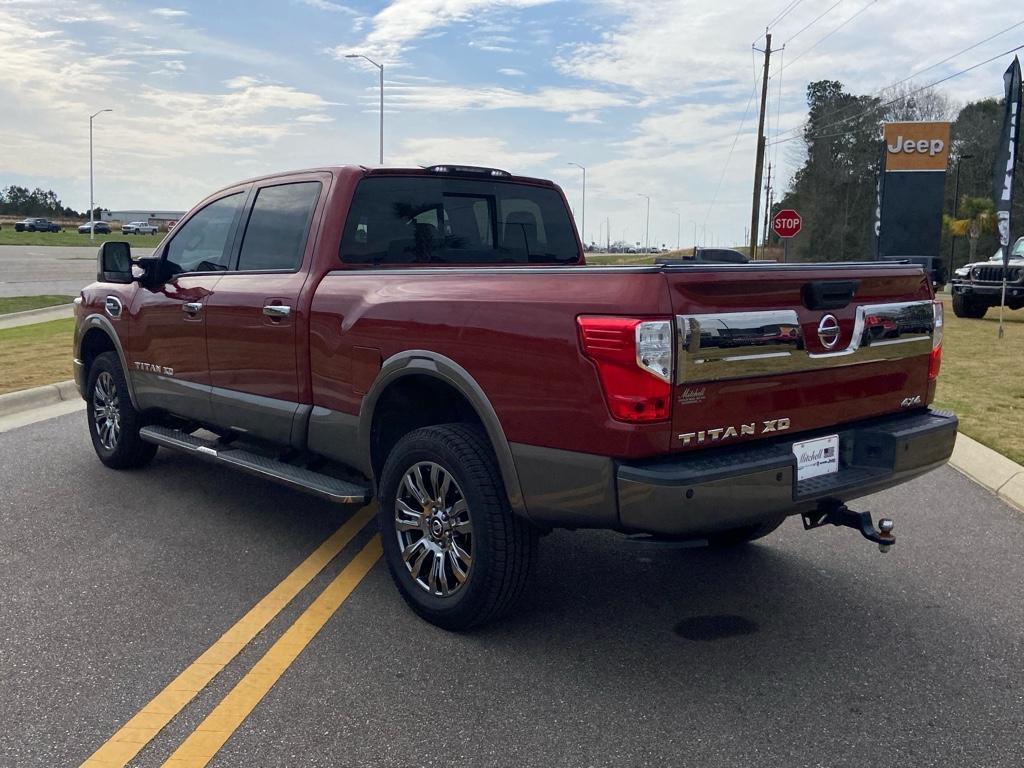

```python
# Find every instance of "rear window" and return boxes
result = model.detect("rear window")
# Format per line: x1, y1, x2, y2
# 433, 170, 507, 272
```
340, 176, 578, 265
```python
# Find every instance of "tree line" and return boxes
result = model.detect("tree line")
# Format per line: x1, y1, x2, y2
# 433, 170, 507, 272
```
0, 185, 97, 219
772, 80, 1024, 266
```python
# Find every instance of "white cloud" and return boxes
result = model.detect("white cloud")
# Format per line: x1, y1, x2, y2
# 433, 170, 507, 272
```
390, 136, 556, 172
566, 111, 601, 124
498, 68, 525, 76
295, 113, 335, 123
296, 0, 359, 14
151, 7, 188, 17
332, 0, 555, 60
385, 84, 629, 113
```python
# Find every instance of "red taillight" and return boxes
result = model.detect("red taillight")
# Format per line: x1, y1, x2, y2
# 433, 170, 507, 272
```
929, 300, 943, 379
577, 316, 673, 422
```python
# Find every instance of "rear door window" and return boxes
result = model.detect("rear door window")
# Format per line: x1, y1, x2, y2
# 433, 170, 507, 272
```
340, 176, 578, 265
236, 181, 322, 272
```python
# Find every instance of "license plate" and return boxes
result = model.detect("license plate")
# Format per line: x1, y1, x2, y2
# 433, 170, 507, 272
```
793, 434, 839, 481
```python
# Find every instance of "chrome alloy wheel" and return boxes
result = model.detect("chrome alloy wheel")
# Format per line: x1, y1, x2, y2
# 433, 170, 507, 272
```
92, 371, 121, 451
395, 461, 473, 597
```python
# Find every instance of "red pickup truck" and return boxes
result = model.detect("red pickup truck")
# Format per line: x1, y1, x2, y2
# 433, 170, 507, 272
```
74, 164, 957, 629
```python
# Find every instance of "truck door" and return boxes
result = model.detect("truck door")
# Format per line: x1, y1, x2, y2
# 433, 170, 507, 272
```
128, 190, 248, 423
203, 176, 326, 445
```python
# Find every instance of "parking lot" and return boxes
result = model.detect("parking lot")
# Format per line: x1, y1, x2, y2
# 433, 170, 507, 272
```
0, 245, 155, 298
1, 410, 1022, 767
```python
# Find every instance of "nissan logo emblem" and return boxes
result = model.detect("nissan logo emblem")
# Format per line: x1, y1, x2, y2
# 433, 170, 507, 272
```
817, 314, 841, 349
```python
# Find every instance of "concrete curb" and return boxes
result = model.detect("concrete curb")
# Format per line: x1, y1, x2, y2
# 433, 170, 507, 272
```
0, 380, 79, 418
0, 303, 75, 321
948, 433, 1024, 514
0, 304, 75, 330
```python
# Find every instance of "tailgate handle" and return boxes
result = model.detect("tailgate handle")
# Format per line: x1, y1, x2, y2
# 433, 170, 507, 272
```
802, 280, 860, 310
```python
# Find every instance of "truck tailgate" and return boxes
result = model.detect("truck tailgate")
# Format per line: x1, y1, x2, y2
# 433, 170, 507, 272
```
665, 263, 937, 453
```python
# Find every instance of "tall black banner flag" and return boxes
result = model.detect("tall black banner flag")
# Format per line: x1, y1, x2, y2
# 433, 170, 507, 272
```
994, 56, 1022, 262
994, 56, 1022, 337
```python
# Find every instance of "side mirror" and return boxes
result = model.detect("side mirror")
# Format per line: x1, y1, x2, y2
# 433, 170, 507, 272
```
98, 241, 133, 283
135, 256, 174, 289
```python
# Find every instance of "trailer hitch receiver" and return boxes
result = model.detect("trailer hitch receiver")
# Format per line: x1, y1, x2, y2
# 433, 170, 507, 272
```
802, 500, 895, 552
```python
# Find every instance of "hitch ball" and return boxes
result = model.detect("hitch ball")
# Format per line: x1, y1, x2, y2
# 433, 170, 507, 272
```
877, 518, 895, 553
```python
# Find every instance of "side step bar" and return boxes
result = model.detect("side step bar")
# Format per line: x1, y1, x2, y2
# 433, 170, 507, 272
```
139, 425, 371, 505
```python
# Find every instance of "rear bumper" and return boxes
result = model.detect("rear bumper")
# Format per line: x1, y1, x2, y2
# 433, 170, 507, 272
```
614, 409, 957, 536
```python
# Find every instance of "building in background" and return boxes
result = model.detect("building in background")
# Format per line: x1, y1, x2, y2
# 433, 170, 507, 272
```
102, 209, 186, 229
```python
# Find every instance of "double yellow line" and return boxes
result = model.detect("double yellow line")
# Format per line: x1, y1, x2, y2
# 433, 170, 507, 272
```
83, 506, 381, 768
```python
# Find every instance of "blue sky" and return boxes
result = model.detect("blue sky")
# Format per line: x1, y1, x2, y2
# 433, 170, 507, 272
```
0, 0, 1019, 246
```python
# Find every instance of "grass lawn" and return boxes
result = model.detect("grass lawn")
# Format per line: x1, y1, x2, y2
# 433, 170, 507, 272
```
0, 228, 164, 248
0, 295, 75, 315
0, 318, 75, 395
934, 295, 1024, 464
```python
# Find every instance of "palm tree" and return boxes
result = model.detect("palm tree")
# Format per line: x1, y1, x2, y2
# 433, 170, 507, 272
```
943, 196, 995, 264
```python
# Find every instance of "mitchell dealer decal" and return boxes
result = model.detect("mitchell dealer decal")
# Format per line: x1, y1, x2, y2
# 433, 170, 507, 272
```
679, 417, 790, 446
677, 386, 706, 406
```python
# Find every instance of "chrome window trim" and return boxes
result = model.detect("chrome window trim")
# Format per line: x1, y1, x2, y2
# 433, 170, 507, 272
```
676, 300, 934, 384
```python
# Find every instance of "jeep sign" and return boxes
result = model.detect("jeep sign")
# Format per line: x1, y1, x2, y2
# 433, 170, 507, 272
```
772, 209, 801, 239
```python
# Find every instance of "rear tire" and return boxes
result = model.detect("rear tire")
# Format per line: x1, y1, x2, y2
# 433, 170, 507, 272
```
706, 515, 786, 547
952, 293, 988, 319
86, 352, 157, 469
378, 423, 538, 631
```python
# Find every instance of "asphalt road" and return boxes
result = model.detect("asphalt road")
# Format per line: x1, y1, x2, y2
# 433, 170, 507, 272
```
2, 411, 1022, 767
0, 245, 153, 298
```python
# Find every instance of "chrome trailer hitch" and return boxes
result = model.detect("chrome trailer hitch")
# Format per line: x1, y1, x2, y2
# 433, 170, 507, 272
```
802, 500, 895, 553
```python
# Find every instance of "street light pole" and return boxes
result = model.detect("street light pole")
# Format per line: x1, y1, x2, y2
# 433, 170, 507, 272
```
568, 162, 586, 245
89, 108, 113, 243
671, 208, 681, 250
948, 153, 973, 280
637, 194, 650, 252
345, 54, 385, 164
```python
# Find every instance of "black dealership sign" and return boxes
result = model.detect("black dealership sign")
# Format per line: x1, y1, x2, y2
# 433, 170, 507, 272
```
876, 121, 951, 258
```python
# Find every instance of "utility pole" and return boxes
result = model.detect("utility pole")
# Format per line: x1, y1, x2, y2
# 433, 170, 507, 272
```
749, 32, 773, 259
761, 162, 773, 259
606, 216, 610, 252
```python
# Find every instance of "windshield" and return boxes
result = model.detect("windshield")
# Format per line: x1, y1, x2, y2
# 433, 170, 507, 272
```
992, 238, 1024, 260
340, 176, 579, 265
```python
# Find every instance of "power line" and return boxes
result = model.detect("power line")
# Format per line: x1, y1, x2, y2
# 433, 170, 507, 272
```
767, 0, 806, 30
782, 0, 844, 47
770, 22, 1024, 143
704, 50, 760, 228
779, 0, 879, 74
773, 18, 1024, 141
768, 42, 1024, 146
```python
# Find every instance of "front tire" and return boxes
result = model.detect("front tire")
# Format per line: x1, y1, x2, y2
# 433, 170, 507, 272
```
86, 352, 157, 469
952, 293, 988, 318
378, 424, 538, 630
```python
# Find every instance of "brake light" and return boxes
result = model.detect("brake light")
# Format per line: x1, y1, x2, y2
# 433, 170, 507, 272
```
577, 316, 673, 422
929, 300, 943, 379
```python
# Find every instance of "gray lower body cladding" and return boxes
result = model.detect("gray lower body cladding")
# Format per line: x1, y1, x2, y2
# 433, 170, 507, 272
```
513, 409, 958, 536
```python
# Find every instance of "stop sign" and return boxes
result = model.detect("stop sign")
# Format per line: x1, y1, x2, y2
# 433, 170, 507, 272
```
772, 209, 802, 239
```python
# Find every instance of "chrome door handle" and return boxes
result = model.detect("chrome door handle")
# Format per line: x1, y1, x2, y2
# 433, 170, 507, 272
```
263, 305, 292, 318
182, 302, 203, 315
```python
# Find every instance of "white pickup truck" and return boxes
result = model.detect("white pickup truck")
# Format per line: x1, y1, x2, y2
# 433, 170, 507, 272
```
121, 221, 159, 235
